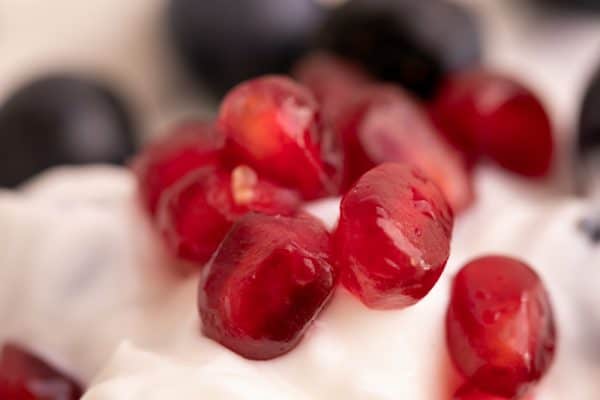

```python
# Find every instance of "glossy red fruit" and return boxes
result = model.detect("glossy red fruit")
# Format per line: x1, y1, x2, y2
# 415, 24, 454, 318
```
446, 256, 556, 399
198, 212, 336, 360
293, 51, 371, 124
0, 380, 35, 400
335, 85, 472, 212
453, 385, 512, 400
132, 121, 222, 215
218, 75, 341, 200
334, 163, 453, 309
0, 343, 83, 400
158, 165, 301, 266
432, 71, 554, 177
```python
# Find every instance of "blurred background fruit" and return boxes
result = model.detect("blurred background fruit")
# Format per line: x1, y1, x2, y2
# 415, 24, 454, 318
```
578, 63, 600, 157
317, 0, 482, 98
576, 61, 600, 195
0, 75, 136, 187
168, 0, 327, 98
536, 0, 600, 11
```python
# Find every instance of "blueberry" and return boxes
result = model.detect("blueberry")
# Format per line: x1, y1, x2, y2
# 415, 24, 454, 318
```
317, 0, 482, 98
168, 0, 326, 98
578, 64, 600, 156
578, 215, 600, 244
0, 76, 136, 187
537, 0, 600, 11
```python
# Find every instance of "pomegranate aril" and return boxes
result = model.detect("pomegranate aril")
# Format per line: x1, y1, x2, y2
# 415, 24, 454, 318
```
293, 51, 371, 125
446, 256, 556, 399
198, 212, 335, 360
0, 343, 83, 400
432, 71, 554, 177
453, 385, 512, 400
158, 165, 301, 266
334, 163, 453, 309
218, 75, 341, 200
132, 121, 222, 215
0, 382, 35, 400
335, 84, 473, 212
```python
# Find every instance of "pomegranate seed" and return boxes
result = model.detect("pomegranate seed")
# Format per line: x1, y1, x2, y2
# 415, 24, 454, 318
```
0, 383, 35, 400
0, 343, 83, 400
335, 84, 473, 212
198, 212, 336, 360
453, 385, 512, 400
132, 121, 222, 215
432, 71, 554, 177
158, 165, 301, 266
293, 51, 371, 124
218, 75, 341, 200
446, 256, 556, 398
334, 163, 453, 309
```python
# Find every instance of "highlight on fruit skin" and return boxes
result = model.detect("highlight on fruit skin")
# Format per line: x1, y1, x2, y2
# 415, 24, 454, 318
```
446, 255, 556, 399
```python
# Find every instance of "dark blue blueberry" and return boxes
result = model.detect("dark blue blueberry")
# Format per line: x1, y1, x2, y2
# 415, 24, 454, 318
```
168, 0, 326, 98
578, 214, 600, 244
317, 0, 482, 98
0, 75, 136, 187
576, 64, 600, 195
537, 0, 600, 11
578, 64, 600, 156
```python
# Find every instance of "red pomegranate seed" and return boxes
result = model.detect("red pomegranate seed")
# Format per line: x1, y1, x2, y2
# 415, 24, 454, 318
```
218, 75, 342, 200
453, 385, 513, 400
198, 212, 336, 360
0, 343, 83, 400
132, 121, 222, 215
293, 51, 371, 124
334, 163, 453, 309
446, 256, 556, 398
432, 71, 554, 177
334, 85, 473, 211
158, 165, 301, 266
0, 382, 35, 400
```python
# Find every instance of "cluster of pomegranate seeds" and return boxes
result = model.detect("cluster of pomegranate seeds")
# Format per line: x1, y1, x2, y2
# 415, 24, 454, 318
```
132, 121, 222, 214
157, 165, 301, 265
0, 343, 83, 400
333, 85, 473, 211
131, 64, 558, 368
218, 75, 342, 200
334, 163, 454, 309
432, 71, 554, 177
198, 212, 336, 360
446, 256, 556, 398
